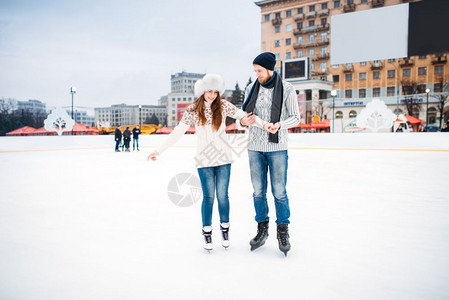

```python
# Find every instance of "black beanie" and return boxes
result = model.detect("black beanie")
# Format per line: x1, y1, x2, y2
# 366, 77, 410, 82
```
253, 52, 276, 71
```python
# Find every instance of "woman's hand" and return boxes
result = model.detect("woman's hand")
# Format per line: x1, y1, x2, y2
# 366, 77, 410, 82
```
147, 151, 160, 161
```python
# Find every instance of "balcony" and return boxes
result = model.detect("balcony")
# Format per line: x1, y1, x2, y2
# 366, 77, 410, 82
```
302, 25, 318, 33
343, 4, 356, 12
431, 55, 448, 65
293, 13, 305, 21
317, 8, 330, 16
312, 53, 330, 61
371, 0, 385, 7
312, 68, 329, 76
343, 65, 354, 73
370, 62, 384, 70
305, 11, 317, 19
272, 17, 282, 26
293, 24, 329, 35
399, 58, 415, 67
293, 41, 318, 49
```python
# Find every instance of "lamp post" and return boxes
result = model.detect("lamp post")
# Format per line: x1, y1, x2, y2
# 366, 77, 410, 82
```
331, 89, 337, 133
425, 88, 430, 129
70, 87, 76, 135
139, 104, 142, 128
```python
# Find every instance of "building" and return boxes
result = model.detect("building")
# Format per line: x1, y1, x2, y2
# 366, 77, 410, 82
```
65, 110, 96, 127
16, 99, 46, 113
255, 0, 449, 127
170, 71, 205, 94
95, 104, 167, 127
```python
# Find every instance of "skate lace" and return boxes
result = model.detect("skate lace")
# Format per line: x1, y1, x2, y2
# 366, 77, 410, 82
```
204, 234, 212, 243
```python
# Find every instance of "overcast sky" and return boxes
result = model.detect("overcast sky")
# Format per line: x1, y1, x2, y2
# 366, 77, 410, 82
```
0, 0, 261, 109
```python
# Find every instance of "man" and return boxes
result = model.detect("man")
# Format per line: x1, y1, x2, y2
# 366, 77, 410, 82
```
132, 125, 141, 151
114, 127, 122, 152
240, 52, 300, 256
123, 127, 132, 152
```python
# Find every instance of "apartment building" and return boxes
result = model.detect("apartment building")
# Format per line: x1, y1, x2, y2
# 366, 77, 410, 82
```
95, 104, 167, 127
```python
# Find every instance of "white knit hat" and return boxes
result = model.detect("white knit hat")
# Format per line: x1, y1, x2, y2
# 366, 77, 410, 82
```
194, 73, 225, 98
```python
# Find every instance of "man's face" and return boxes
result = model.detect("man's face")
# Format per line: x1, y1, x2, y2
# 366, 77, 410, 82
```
253, 64, 272, 84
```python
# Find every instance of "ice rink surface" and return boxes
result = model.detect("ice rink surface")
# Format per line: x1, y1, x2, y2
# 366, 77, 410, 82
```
1, 133, 448, 300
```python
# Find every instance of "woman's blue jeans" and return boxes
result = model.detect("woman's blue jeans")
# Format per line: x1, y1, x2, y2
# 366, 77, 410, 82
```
248, 150, 290, 225
197, 164, 231, 227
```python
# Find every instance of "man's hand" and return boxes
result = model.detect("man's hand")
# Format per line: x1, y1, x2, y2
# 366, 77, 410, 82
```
147, 151, 159, 161
263, 122, 281, 134
240, 112, 256, 126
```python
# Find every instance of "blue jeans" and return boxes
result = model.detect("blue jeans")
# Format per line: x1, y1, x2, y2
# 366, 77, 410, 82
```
248, 150, 290, 225
197, 164, 231, 227
133, 138, 139, 149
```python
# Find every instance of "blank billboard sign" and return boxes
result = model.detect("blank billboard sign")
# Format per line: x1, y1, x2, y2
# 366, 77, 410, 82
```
331, 0, 449, 65
330, 4, 409, 65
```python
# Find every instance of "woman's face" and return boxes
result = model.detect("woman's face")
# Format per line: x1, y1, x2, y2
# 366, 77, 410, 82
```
204, 90, 218, 103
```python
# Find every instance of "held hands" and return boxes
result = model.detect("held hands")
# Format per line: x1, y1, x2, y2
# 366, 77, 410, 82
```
147, 151, 160, 161
240, 112, 256, 126
263, 122, 281, 134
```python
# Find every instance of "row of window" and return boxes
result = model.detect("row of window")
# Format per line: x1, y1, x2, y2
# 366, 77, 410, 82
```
341, 84, 444, 99
335, 110, 358, 119
274, 18, 328, 33
275, 33, 328, 47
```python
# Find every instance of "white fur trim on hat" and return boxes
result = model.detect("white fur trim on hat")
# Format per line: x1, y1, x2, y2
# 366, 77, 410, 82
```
194, 73, 225, 98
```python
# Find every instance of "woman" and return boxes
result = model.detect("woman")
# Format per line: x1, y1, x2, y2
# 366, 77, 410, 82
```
148, 74, 269, 251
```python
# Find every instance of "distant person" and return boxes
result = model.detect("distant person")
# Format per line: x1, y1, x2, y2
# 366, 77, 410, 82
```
396, 124, 404, 132
441, 124, 449, 132
123, 127, 131, 152
148, 73, 270, 252
114, 127, 122, 152
418, 124, 427, 132
132, 126, 141, 151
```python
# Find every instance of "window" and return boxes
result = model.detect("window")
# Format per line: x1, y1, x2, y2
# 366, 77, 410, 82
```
275, 26, 280, 33
275, 53, 281, 60
359, 89, 366, 98
345, 90, 353, 98
286, 10, 292, 17
403, 69, 411, 76
264, 14, 270, 22
286, 24, 292, 32
419, 55, 426, 59
373, 71, 381, 79
388, 70, 396, 78
297, 50, 303, 57
336, 111, 343, 118
321, 47, 327, 55
434, 83, 443, 92
346, 63, 352, 68
349, 110, 357, 118
275, 40, 281, 47
373, 88, 381, 97
309, 5, 315, 12
417, 84, 426, 93
347, 0, 354, 4
322, 3, 328, 9
388, 58, 395, 63
360, 61, 366, 66
298, 8, 303, 14
359, 72, 366, 80
361, 0, 368, 3
285, 52, 291, 59
309, 20, 315, 26
320, 62, 327, 70
275, 12, 281, 19
332, 64, 339, 68
334, 1, 340, 8
309, 34, 315, 41
418, 67, 427, 75
333, 75, 340, 82
387, 87, 395, 96
435, 65, 444, 74
321, 33, 327, 41
297, 22, 303, 29
309, 49, 315, 56
297, 36, 303, 44
345, 74, 353, 81
286, 38, 291, 45
321, 18, 327, 25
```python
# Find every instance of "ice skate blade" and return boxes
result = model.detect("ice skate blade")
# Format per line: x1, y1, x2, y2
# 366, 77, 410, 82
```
250, 241, 266, 251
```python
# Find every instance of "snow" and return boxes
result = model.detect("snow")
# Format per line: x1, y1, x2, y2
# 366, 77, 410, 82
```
1, 133, 448, 300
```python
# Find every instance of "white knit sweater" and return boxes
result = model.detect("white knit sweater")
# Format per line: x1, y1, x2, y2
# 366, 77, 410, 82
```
156, 99, 266, 168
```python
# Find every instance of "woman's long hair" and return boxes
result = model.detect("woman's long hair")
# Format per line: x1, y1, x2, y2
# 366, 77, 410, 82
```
189, 93, 223, 131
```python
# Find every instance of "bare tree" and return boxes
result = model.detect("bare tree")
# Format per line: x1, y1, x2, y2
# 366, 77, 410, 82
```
401, 79, 423, 117
433, 79, 449, 129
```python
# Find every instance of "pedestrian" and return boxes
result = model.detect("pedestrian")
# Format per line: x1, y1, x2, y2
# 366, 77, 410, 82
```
418, 124, 427, 132
114, 127, 122, 152
441, 124, 449, 132
123, 127, 131, 152
396, 124, 404, 132
240, 52, 300, 256
132, 125, 141, 151
148, 73, 270, 252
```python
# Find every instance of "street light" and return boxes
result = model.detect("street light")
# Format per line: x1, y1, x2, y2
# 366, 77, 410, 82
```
331, 89, 337, 133
426, 88, 430, 129
70, 87, 76, 135
139, 104, 142, 128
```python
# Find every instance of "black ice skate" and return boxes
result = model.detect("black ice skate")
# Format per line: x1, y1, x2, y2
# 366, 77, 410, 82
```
277, 224, 291, 256
220, 223, 230, 249
202, 226, 213, 252
250, 221, 269, 251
